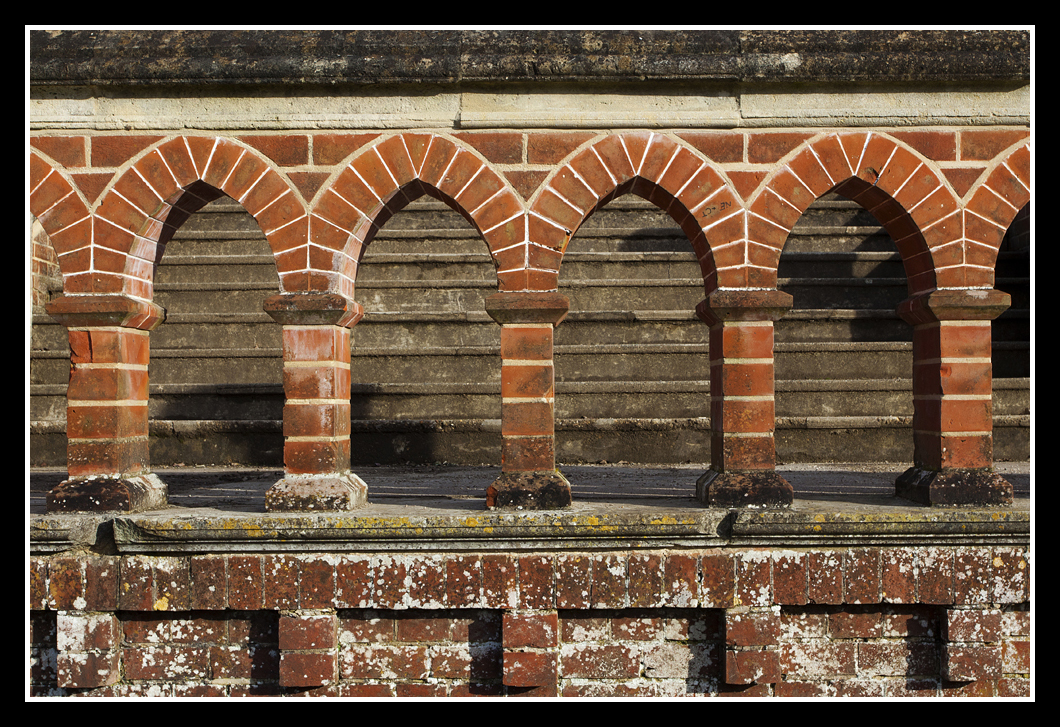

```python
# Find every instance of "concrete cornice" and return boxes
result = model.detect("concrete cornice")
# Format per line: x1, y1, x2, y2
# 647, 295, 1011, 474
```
29, 29, 1030, 88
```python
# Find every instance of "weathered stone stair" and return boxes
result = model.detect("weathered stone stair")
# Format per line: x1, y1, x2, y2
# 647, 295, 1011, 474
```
774, 196, 1029, 463
28, 191, 1030, 467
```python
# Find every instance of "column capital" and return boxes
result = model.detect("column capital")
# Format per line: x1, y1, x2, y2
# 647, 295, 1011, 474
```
695, 289, 793, 327
46, 294, 165, 331
264, 292, 364, 328
484, 291, 569, 327
897, 288, 1011, 326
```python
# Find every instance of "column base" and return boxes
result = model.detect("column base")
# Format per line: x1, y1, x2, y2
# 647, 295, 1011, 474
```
46, 473, 169, 513
265, 473, 368, 512
696, 470, 793, 509
487, 471, 572, 510
895, 467, 1014, 506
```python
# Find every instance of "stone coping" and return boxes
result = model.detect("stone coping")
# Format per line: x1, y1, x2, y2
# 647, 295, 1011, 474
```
30, 30, 1029, 86
29, 463, 1030, 554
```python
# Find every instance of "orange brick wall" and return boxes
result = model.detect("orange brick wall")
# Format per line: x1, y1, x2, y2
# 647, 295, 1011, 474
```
29, 126, 1031, 501
30, 129, 1030, 301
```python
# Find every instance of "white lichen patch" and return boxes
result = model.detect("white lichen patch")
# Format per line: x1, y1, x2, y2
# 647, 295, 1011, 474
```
885, 552, 913, 573
640, 643, 695, 680
991, 549, 1027, 603
739, 549, 774, 564
781, 612, 826, 640
857, 643, 908, 677
564, 620, 607, 643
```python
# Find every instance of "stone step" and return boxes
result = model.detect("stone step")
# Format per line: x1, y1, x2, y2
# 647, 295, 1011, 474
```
154, 193, 1029, 265
27, 373, 1032, 424
29, 409, 1030, 468
30, 316, 1029, 389
151, 284, 282, 316
781, 228, 894, 254
149, 315, 282, 351
139, 341, 906, 384
155, 258, 281, 286
792, 196, 884, 223
149, 248, 1029, 320
30, 323, 1029, 386
143, 379, 1030, 421
28, 305, 1029, 363
147, 277, 1029, 330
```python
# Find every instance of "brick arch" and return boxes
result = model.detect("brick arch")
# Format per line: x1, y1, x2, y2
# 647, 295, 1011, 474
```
528, 131, 744, 292
93, 136, 305, 300
962, 140, 1031, 288
308, 132, 523, 297
29, 152, 93, 287
753, 131, 963, 296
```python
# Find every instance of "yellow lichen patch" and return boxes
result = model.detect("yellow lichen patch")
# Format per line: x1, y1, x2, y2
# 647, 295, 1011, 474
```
649, 516, 681, 526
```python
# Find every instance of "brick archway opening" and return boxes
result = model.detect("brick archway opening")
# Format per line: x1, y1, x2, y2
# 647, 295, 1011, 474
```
554, 190, 711, 468
29, 216, 67, 472
992, 202, 1031, 461
147, 191, 285, 470
775, 190, 916, 466
344, 188, 503, 470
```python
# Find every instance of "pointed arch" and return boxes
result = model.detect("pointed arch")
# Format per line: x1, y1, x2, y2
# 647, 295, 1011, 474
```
753, 131, 965, 296
527, 131, 744, 293
29, 152, 93, 290
92, 135, 306, 300
308, 132, 523, 297
963, 140, 1031, 289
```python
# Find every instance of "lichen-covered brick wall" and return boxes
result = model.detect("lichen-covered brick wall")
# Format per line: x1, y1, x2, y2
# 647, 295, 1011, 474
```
29, 547, 1030, 697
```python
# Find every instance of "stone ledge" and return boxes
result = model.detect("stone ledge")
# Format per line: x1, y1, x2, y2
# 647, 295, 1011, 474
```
30, 463, 1030, 554
30, 498, 1029, 555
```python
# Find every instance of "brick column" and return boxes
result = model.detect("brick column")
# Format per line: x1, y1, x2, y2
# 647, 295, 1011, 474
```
279, 611, 339, 688
895, 289, 1013, 505
724, 606, 781, 688
44, 294, 168, 513
484, 292, 571, 509
942, 607, 1004, 683
263, 293, 367, 511
502, 611, 560, 695
56, 611, 122, 688
695, 289, 794, 508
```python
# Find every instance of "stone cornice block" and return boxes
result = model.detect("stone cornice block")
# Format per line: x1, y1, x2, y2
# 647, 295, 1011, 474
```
263, 292, 364, 328
45, 294, 165, 331
484, 291, 570, 327
897, 288, 1012, 325
695, 289, 794, 326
